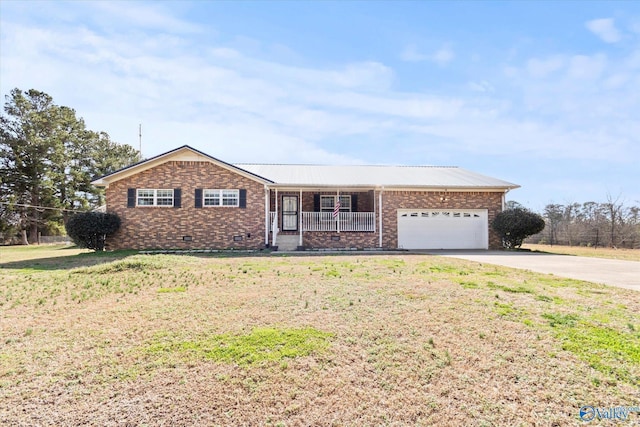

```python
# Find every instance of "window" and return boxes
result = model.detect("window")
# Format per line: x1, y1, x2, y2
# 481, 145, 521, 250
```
204, 189, 239, 207
320, 195, 351, 213
156, 189, 174, 206
137, 189, 174, 206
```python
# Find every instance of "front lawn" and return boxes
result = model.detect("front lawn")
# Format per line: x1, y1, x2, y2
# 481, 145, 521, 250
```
1, 247, 638, 425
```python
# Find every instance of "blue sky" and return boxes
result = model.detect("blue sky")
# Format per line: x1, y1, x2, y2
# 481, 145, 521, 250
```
1, 1, 639, 210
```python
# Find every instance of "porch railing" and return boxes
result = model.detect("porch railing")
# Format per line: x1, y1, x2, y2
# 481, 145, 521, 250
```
302, 212, 336, 232
269, 212, 276, 231
269, 212, 375, 232
335, 212, 375, 232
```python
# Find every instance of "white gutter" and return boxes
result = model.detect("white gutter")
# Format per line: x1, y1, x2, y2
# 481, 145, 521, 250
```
502, 188, 510, 211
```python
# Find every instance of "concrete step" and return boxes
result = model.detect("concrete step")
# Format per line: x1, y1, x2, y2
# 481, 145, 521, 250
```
276, 235, 299, 251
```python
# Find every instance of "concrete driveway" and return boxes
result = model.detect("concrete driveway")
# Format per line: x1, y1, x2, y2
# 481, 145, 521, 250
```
430, 250, 640, 291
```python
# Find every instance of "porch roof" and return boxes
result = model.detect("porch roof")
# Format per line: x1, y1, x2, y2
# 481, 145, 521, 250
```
236, 164, 519, 190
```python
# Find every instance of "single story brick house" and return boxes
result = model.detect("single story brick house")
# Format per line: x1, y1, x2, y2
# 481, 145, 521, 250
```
92, 145, 519, 251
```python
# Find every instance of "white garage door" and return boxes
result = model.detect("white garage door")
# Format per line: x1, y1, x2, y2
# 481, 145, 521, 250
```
397, 209, 488, 250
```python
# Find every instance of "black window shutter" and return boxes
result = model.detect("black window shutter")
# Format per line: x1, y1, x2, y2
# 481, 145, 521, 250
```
195, 189, 203, 208
127, 188, 136, 208
314, 194, 320, 212
351, 195, 358, 212
239, 189, 247, 208
174, 188, 181, 208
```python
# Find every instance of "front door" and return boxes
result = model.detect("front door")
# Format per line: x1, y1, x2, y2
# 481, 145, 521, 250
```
282, 196, 298, 231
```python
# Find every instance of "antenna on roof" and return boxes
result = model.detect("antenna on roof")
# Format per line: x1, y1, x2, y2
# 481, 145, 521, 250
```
138, 123, 142, 159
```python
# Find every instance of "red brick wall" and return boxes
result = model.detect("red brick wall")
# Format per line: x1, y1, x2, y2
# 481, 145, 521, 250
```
302, 231, 378, 249
105, 161, 267, 250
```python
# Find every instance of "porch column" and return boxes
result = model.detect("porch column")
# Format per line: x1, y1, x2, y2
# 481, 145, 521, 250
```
379, 188, 383, 248
336, 189, 340, 233
264, 186, 269, 245
272, 189, 278, 247
299, 189, 303, 247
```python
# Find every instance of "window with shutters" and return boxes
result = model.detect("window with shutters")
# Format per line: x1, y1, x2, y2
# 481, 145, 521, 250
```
319, 195, 351, 213
137, 189, 174, 206
203, 189, 240, 207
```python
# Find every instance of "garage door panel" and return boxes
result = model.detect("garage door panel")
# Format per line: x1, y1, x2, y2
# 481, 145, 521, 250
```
397, 209, 488, 250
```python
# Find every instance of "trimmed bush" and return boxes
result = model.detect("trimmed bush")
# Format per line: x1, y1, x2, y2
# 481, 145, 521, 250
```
492, 208, 545, 249
65, 212, 121, 251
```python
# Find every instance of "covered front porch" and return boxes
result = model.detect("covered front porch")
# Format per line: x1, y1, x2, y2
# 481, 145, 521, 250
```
266, 188, 381, 249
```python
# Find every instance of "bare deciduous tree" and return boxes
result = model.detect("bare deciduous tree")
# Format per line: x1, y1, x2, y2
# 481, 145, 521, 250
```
525, 197, 640, 248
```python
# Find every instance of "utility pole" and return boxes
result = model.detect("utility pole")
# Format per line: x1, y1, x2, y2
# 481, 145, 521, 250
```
138, 124, 142, 159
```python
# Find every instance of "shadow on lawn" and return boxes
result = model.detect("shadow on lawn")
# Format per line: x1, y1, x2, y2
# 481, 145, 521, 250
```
0, 248, 284, 271
0, 249, 138, 272
0, 247, 436, 272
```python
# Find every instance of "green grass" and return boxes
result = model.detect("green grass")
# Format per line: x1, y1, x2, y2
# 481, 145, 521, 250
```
535, 294, 553, 302
148, 327, 333, 365
542, 312, 578, 327
494, 302, 515, 316
487, 283, 534, 294
157, 286, 187, 293
544, 314, 640, 383
458, 281, 479, 289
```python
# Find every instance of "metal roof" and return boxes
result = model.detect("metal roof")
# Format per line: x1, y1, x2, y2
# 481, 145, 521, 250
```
90, 145, 518, 190
236, 164, 519, 189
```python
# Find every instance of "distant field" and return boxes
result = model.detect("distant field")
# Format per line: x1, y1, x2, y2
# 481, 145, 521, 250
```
1, 246, 639, 425
524, 243, 640, 262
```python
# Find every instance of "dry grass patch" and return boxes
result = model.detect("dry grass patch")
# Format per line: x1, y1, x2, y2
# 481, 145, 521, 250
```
1, 247, 639, 426
524, 243, 640, 262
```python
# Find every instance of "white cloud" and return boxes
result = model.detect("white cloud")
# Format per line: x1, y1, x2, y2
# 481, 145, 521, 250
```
400, 44, 428, 62
88, 2, 203, 34
431, 45, 455, 65
468, 81, 494, 92
585, 18, 622, 43
400, 43, 454, 65
526, 55, 565, 78
603, 73, 630, 89
567, 53, 607, 80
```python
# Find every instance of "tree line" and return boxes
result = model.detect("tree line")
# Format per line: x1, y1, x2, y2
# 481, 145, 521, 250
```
0, 88, 140, 244
519, 197, 640, 249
